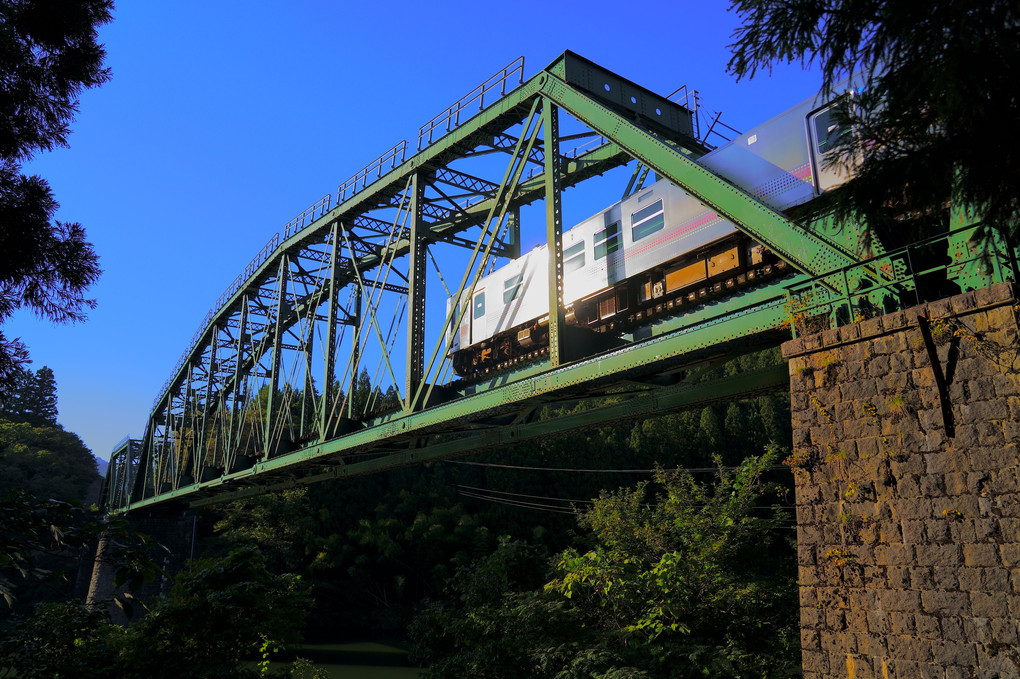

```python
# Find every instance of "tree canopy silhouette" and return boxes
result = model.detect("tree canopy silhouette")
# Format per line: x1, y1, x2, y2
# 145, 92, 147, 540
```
0, 0, 112, 392
0, 364, 58, 426
727, 1, 1020, 241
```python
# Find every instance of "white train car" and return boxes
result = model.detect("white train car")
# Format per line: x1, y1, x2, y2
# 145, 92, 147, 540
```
447, 87, 852, 377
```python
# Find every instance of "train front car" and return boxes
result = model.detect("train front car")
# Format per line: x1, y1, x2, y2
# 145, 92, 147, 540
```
447, 246, 551, 377
447, 85, 853, 378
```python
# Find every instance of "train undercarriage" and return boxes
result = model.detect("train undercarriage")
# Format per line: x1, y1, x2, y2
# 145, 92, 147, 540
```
451, 237, 787, 378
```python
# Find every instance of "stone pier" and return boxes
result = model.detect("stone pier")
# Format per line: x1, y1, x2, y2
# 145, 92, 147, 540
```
783, 283, 1020, 678
85, 508, 196, 622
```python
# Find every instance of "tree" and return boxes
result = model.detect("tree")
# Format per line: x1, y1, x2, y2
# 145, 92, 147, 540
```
0, 490, 163, 613
0, 545, 313, 679
0, 364, 58, 426
119, 546, 310, 679
727, 1, 1020, 241
412, 448, 801, 679
0, 419, 97, 502
0, 0, 112, 392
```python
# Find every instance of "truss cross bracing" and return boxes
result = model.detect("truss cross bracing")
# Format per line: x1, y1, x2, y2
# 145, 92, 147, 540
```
101, 51, 1015, 512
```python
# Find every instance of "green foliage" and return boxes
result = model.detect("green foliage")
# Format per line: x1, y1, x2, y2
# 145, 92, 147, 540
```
0, 0, 114, 159
202, 350, 794, 646
728, 0, 1020, 241
412, 448, 800, 679
0, 490, 164, 626
410, 539, 579, 679
287, 657, 330, 679
0, 546, 312, 679
210, 489, 316, 573
118, 546, 309, 679
0, 600, 123, 679
0, 418, 98, 502
0, 0, 110, 388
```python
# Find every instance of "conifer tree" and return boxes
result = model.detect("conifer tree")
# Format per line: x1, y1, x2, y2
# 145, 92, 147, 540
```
727, 1, 1020, 240
0, 365, 58, 426
0, 0, 112, 393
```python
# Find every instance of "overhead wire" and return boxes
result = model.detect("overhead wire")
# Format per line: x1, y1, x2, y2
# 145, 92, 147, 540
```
443, 459, 791, 474
456, 484, 595, 506
456, 488, 577, 515
455, 484, 797, 515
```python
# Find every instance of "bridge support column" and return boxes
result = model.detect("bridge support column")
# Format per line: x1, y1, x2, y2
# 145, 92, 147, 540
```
783, 282, 1020, 679
85, 509, 197, 623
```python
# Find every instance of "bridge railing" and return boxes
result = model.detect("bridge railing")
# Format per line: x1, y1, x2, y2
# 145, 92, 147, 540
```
336, 141, 409, 203
783, 225, 1016, 336
284, 194, 333, 240
154, 230, 282, 407
152, 61, 530, 409
667, 85, 740, 148
417, 56, 525, 151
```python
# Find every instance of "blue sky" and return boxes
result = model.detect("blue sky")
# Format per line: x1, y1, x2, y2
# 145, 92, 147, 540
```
10, 1, 822, 462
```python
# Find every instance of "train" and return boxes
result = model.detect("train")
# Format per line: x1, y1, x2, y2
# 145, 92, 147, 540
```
447, 86, 853, 377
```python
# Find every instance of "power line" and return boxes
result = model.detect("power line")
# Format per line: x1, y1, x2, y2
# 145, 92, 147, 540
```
455, 484, 797, 514
444, 459, 790, 474
456, 484, 595, 506
456, 489, 577, 515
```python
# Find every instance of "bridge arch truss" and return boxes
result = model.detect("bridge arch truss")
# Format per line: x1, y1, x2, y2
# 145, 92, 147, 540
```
103, 52, 1014, 512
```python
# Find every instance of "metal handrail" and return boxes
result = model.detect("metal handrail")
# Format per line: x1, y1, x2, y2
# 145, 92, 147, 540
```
417, 56, 525, 150
153, 59, 529, 409
783, 225, 1016, 337
337, 141, 408, 203
668, 85, 740, 147
285, 194, 332, 239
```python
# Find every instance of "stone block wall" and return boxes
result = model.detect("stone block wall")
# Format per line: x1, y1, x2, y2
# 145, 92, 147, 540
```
782, 283, 1020, 678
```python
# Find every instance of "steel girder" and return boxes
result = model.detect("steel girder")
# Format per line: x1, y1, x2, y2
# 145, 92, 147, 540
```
115, 51, 864, 512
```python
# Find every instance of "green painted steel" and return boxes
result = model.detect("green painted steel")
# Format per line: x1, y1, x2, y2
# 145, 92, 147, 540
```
121, 282, 794, 512
544, 99, 566, 367
405, 173, 427, 412
186, 362, 790, 507
107, 51, 1017, 514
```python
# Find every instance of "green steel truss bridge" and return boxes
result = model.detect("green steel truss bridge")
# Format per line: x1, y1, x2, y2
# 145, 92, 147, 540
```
100, 52, 1016, 512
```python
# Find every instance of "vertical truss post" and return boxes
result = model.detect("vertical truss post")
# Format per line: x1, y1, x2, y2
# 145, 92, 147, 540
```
320, 225, 341, 438
199, 325, 218, 469
130, 415, 157, 504
301, 330, 314, 438
507, 208, 521, 260
182, 365, 195, 485
415, 100, 543, 412
412, 97, 546, 409
348, 285, 362, 420
543, 97, 566, 367
406, 172, 427, 413
156, 404, 172, 493
226, 296, 248, 469
264, 256, 288, 456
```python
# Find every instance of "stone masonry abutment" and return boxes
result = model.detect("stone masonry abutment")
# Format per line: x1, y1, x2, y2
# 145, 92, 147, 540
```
784, 282, 1020, 678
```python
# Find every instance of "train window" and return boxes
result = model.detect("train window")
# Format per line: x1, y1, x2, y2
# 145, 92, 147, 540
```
503, 273, 523, 303
473, 292, 485, 319
594, 222, 621, 260
631, 199, 664, 241
564, 241, 585, 272
812, 105, 849, 155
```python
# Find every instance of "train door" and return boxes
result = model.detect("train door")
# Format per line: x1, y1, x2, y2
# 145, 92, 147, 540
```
808, 103, 852, 193
470, 289, 486, 346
